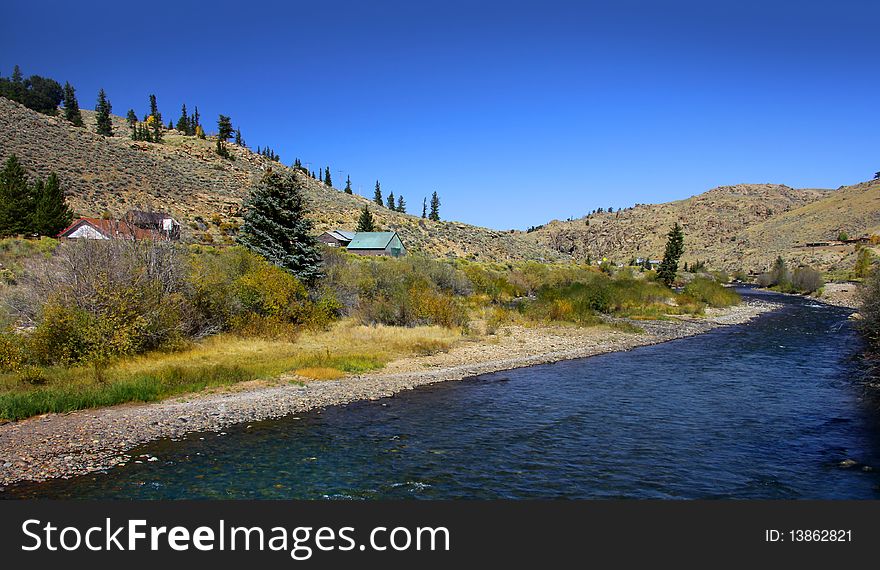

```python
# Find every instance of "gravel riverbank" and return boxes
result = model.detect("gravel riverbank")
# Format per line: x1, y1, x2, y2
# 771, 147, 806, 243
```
0, 298, 778, 488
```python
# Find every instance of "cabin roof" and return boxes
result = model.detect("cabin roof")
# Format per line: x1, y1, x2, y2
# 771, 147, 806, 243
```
346, 231, 398, 250
58, 218, 167, 240
327, 229, 356, 241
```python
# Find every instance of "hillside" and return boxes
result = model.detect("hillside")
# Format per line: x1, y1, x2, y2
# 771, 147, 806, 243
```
0, 97, 561, 263
523, 180, 880, 272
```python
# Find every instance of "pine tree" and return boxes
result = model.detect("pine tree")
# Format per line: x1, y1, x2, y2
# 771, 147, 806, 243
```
0, 155, 35, 237
396, 194, 406, 213
62, 82, 83, 127
176, 104, 189, 133
657, 222, 684, 287
238, 171, 323, 284
126, 109, 137, 129
344, 175, 352, 194
234, 128, 243, 146
356, 204, 376, 232
32, 172, 73, 236
387, 191, 395, 209
217, 115, 233, 141
94, 89, 113, 136
167, 119, 174, 130
146, 94, 163, 142
429, 191, 441, 221
422, 197, 427, 218
373, 180, 383, 206
148, 94, 161, 124
324, 167, 332, 187
191, 106, 201, 136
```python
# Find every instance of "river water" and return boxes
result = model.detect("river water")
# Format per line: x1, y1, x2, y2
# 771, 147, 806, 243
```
5, 289, 879, 499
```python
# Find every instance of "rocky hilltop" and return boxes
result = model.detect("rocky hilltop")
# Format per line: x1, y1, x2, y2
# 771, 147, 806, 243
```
522, 179, 880, 272
0, 97, 561, 262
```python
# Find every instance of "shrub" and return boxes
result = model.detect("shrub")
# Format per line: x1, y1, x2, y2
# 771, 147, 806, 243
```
0, 332, 25, 371
854, 248, 876, 280
858, 268, 880, 346
791, 266, 824, 293
682, 277, 740, 307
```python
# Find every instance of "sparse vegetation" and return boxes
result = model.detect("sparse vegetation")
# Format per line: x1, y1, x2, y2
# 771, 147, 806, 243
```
757, 257, 823, 294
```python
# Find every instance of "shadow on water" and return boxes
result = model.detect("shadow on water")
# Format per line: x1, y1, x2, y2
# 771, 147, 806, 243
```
4, 289, 880, 499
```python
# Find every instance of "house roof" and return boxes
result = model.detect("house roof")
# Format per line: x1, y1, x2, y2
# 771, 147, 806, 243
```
58, 218, 167, 240
326, 229, 355, 241
347, 231, 398, 250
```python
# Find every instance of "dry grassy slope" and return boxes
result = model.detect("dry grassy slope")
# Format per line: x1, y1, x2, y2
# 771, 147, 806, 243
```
0, 97, 561, 263
522, 183, 842, 271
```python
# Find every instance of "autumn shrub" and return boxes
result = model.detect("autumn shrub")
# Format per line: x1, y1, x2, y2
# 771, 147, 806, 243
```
791, 266, 824, 294
682, 277, 740, 307
0, 332, 25, 372
858, 267, 880, 347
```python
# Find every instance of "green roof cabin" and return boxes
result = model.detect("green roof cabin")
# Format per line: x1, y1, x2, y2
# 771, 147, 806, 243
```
345, 231, 407, 257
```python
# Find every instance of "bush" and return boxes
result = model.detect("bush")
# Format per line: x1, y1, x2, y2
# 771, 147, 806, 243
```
791, 266, 824, 293
682, 277, 740, 307
859, 268, 880, 346
0, 332, 25, 372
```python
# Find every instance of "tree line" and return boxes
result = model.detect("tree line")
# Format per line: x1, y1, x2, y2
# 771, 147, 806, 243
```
3, 65, 448, 226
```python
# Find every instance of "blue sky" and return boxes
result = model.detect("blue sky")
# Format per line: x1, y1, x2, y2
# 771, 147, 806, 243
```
2, 0, 878, 229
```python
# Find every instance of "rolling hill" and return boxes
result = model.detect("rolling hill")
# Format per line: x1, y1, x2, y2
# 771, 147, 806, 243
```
0, 96, 562, 263
522, 179, 880, 273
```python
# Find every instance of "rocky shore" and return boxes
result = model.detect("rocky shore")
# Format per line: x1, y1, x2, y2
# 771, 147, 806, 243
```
0, 298, 778, 488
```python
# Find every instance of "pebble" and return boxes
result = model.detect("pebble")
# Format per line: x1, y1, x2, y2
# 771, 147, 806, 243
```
0, 300, 777, 486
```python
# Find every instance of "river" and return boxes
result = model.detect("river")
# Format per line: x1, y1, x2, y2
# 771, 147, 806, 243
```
4, 289, 878, 499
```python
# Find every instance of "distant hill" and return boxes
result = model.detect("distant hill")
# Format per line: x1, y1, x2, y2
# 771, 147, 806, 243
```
521, 180, 880, 273
0, 96, 561, 263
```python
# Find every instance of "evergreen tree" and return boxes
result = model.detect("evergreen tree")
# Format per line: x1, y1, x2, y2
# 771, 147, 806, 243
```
148, 94, 161, 123
344, 175, 352, 194
657, 222, 684, 287
62, 82, 83, 126
429, 191, 441, 221
356, 204, 376, 232
94, 89, 113, 136
167, 120, 173, 130
217, 114, 233, 141
216, 115, 233, 158
324, 167, 332, 187
126, 109, 138, 129
387, 191, 395, 209
373, 180, 383, 206
238, 171, 323, 284
176, 104, 189, 133
190, 106, 201, 136
0, 155, 35, 237
396, 194, 406, 213
234, 128, 243, 146
146, 95, 163, 142
422, 197, 427, 218
32, 172, 73, 236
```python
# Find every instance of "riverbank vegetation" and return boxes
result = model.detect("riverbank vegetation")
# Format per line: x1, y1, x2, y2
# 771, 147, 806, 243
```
0, 169, 739, 420
0, 236, 738, 420
756, 256, 824, 294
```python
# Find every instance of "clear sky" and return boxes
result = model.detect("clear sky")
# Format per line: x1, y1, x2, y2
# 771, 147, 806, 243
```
2, 0, 878, 229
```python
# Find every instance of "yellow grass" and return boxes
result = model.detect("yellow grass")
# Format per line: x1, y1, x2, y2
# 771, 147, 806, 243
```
0, 319, 462, 420
294, 367, 345, 380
